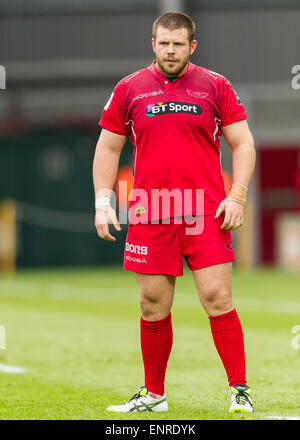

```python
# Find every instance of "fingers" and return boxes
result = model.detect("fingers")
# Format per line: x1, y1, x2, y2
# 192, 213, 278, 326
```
215, 200, 226, 218
220, 210, 232, 230
221, 214, 244, 230
219, 200, 245, 230
96, 220, 116, 242
95, 207, 121, 241
98, 223, 117, 242
109, 208, 122, 232
231, 216, 244, 230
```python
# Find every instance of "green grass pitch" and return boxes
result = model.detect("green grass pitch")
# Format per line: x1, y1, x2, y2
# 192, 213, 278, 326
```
0, 266, 299, 420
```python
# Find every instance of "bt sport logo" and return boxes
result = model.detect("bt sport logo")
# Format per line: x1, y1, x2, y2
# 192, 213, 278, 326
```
145, 101, 202, 117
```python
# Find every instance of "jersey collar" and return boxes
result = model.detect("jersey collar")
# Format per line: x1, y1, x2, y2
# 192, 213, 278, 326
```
148, 60, 195, 83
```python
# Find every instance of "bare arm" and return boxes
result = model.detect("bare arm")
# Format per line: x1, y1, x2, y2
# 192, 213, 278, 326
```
222, 119, 256, 189
93, 128, 127, 241
215, 119, 256, 230
93, 128, 127, 198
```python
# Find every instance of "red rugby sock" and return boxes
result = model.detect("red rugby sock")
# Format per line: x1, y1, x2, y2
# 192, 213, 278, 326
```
140, 313, 173, 396
209, 308, 246, 386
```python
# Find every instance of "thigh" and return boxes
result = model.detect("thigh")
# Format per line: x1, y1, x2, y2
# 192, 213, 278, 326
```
193, 261, 232, 296
135, 272, 176, 303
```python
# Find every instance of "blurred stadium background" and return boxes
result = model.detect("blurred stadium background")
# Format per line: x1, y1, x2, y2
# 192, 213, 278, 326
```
0, 0, 300, 271
0, 0, 300, 420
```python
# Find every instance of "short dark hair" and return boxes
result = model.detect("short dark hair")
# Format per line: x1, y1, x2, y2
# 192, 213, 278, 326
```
152, 12, 196, 43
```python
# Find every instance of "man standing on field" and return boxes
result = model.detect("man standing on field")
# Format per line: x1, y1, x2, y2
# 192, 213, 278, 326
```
93, 12, 256, 414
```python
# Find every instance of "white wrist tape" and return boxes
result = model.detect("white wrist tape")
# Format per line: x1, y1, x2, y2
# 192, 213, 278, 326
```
95, 197, 110, 210
232, 183, 248, 191
226, 197, 246, 206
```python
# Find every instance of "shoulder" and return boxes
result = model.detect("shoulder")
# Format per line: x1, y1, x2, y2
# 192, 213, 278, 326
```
115, 67, 149, 92
192, 65, 231, 86
111, 68, 150, 106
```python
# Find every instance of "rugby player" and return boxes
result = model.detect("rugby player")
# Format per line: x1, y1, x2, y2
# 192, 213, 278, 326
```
93, 12, 256, 414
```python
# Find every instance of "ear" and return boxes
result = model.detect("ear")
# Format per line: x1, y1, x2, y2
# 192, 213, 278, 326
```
190, 39, 197, 55
152, 38, 156, 53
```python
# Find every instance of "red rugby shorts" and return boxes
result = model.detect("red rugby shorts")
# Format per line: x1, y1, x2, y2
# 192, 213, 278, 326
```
123, 215, 234, 276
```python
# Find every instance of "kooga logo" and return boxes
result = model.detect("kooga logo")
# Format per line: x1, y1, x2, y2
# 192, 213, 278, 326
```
145, 101, 202, 117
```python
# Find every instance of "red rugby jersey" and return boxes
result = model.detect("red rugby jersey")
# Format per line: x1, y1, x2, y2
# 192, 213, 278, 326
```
99, 61, 247, 223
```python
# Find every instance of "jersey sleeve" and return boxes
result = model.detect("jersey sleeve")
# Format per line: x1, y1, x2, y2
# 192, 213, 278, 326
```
99, 81, 130, 136
218, 78, 247, 127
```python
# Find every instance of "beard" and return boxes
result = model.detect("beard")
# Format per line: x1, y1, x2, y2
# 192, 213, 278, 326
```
155, 54, 190, 77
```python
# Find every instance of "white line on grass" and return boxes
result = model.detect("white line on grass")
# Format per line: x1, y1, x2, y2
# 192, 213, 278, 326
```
267, 415, 300, 420
0, 364, 27, 374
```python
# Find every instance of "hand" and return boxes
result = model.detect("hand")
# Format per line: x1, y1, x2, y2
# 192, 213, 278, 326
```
95, 206, 121, 241
215, 198, 244, 230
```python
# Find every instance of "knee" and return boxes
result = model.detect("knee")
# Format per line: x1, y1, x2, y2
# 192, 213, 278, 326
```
139, 285, 158, 305
138, 287, 168, 321
139, 289, 158, 320
203, 284, 233, 314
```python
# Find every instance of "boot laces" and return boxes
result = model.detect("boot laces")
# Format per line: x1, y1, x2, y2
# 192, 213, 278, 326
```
234, 388, 253, 407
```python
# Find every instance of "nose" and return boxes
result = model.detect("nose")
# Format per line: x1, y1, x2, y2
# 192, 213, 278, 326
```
166, 43, 175, 53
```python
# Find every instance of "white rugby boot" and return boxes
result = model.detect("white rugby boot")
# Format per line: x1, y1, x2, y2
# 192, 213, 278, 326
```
229, 384, 254, 414
106, 386, 168, 413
